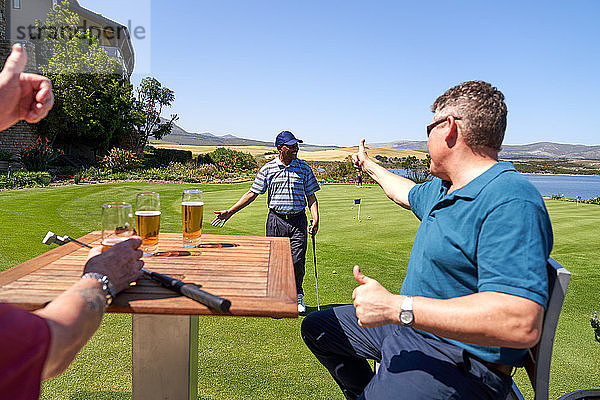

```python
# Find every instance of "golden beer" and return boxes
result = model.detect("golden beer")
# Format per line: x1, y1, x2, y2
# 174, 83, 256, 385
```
136, 210, 161, 252
101, 236, 131, 251
182, 201, 204, 246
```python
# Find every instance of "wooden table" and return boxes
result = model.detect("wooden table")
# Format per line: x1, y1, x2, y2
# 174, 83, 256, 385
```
0, 232, 297, 399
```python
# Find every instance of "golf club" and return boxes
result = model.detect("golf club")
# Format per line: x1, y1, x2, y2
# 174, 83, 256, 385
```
42, 231, 231, 312
310, 220, 320, 310
43, 231, 92, 248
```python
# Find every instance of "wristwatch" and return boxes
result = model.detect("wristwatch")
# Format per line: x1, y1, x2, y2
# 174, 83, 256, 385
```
399, 296, 414, 326
81, 272, 116, 306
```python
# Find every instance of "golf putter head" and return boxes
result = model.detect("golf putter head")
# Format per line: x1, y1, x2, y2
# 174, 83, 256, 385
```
42, 231, 67, 246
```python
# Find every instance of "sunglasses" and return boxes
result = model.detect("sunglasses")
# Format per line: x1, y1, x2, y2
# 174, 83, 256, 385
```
427, 116, 461, 137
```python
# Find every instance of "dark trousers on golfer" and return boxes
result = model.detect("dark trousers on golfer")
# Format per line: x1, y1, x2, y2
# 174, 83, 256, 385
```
301, 305, 513, 400
266, 210, 308, 295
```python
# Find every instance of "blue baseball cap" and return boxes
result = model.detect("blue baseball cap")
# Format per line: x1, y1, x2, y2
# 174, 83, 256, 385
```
275, 131, 303, 147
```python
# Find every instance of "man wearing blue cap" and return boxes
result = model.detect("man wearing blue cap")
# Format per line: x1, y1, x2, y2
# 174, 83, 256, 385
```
212, 130, 320, 313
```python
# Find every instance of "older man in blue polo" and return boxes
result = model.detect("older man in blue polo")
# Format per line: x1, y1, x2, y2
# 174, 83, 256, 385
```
212, 131, 320, 312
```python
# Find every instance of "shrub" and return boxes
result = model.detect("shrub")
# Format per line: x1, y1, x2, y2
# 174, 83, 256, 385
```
307, 160, 368, 183
101, 148, 143, 172
143, 146, 193, 167
0, 149, 13, 162
78, 163, 252, 184
19, 137, 63, 172
0, 171, 53, 189
196, 147, 257, 171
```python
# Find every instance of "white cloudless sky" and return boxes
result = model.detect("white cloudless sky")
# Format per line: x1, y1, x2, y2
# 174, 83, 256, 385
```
80, 0, 600, 146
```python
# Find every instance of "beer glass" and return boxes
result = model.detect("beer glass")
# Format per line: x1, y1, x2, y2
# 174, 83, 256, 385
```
136, 192, 161, 255
182, 189, 204, 247
101, 202, 134, 250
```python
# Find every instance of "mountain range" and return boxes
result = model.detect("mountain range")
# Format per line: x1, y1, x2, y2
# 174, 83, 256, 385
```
158, 120, 600, 159
159, 119, 336, 149
370, 140, 600, 159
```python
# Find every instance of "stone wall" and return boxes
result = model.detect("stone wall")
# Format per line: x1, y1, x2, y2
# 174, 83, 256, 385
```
1, 3, 5, 41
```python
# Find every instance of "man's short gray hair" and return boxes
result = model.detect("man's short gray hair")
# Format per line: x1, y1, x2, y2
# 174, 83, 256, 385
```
431, 80, 507, 151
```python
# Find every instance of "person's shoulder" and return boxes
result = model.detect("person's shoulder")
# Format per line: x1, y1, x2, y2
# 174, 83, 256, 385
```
259, 158, 279, 172
294, 158, 311, 167
294, 158, 314, 171
412, 177, 444, 193
486, 163, 545, 206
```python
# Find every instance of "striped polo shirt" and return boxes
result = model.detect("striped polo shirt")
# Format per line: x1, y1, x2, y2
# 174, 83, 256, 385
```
250, 157, 320, 214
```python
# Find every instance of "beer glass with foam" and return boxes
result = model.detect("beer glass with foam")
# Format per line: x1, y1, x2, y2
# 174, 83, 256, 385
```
181, 189, 204, 247
101, 202, 133, 250
136, 192, 161, 255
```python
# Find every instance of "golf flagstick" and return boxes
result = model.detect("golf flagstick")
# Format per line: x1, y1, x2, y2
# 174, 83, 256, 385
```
310, 220, 320, 310
354, 199, 361, 221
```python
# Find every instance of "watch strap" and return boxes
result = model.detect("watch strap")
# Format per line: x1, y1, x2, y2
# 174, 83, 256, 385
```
401, 295, 413, 312
81, 272, 116, 306
399, 296, 414, 326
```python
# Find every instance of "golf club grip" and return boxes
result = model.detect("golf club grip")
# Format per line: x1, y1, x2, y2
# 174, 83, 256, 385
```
146, 271, 231, 312
180, 284, 231, 313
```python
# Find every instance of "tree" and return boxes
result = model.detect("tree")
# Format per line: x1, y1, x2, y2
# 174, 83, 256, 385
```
129, 77, 178, 154
401, 155, 431, 183
30, 1, 135, 153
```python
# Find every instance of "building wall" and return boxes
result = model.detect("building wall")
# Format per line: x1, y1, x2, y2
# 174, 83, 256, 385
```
7, 0, 54, 42
1, 1, 134, 158
1, 2, 6, 40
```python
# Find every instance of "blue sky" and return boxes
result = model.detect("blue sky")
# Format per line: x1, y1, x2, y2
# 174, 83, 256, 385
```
79, 0, 600, 146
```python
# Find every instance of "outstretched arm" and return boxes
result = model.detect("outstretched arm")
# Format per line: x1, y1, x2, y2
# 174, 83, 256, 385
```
34, 238, 143, 379
351, 266, 544, 349
352, 139, 415, 210
212, 191, 258, 227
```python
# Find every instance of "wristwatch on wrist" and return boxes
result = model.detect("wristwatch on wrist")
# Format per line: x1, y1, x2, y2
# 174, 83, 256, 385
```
81, 272, 116, 306
399, 296, 414, 326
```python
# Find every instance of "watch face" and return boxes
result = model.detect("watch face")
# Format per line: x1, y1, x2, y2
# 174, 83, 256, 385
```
400, 311, 413, 325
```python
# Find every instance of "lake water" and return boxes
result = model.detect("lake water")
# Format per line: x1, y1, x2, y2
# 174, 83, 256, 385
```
523, 174, 600, 199
390, 170, 600, 199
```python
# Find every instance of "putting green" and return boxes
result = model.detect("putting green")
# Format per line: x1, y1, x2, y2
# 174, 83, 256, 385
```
0, 182, 598, 399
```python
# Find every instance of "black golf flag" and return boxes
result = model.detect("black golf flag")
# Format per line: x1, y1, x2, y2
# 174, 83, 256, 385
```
354, 199, 361, 205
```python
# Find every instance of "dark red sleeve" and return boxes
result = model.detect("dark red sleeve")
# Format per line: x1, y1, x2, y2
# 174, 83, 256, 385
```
0, 303, 51, 400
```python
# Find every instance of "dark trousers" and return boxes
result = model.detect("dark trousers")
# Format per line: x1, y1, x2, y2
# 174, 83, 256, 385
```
301, 305, 513, 400
266, 211, 307, 295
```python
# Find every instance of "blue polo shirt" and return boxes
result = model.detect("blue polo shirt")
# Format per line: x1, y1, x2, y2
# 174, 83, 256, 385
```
250, 157, 320, 214
403, 161, 553, 365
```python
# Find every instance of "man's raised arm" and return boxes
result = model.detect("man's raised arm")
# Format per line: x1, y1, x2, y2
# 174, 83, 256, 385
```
352, 139, 416, 210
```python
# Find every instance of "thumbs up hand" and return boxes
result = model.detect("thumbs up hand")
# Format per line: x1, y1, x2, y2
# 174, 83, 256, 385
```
352, 265, 402, 328
0, 44, 54, 131
352, 139, 370, 172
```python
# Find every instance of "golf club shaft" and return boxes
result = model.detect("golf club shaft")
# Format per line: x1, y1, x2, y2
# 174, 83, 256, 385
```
141, 268, 231, 313
311, 220, 320, 310
65, 236, 93, 249
49, 233, 231, 312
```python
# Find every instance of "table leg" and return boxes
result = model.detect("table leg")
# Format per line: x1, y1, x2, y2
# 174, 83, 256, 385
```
132, 314, 199, 400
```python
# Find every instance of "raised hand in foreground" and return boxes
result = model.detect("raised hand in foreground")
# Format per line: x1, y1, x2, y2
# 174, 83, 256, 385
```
0, 44, 54, 131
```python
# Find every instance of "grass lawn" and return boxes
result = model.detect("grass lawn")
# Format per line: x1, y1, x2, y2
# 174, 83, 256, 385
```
0, 182, 599, 399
